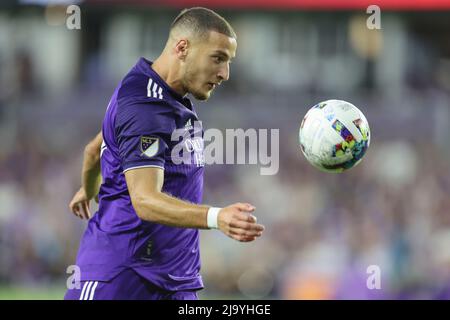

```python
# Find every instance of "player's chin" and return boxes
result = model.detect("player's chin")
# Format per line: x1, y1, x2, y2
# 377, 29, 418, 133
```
191, 86, 213, 101
194, 91, 211, 101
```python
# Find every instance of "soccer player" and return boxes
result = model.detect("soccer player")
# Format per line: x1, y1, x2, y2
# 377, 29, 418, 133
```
65, 7, 265, 300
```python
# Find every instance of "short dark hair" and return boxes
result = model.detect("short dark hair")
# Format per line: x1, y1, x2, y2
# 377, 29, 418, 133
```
170, 7, 236, 40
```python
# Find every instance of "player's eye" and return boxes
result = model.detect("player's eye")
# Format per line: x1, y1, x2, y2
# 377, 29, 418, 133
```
212, 56, 223, 64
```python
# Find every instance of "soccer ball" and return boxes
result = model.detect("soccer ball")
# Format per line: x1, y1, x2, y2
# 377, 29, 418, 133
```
299, 100, 370, 173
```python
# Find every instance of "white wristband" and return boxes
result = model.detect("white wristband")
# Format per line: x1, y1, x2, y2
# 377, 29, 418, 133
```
207, 207, 221, 229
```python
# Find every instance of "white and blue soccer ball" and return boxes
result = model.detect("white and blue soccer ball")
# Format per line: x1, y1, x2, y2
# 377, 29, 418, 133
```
299, 100, 370, 173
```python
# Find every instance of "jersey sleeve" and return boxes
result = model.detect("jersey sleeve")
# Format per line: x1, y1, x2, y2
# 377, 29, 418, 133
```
115, 100, 176, 173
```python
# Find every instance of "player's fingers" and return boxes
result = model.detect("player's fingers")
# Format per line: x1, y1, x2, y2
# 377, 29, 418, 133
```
81, 201, 91, 219
241, 236, 257, 242
242, 203, 256, 211
229, 232, 257, 242
69, 199, 76, 213
234, 203, 256, 213
230, 220, 265, 232
71, 203, 82, 218
235, 211, 258, 223
229, 228, 263, 238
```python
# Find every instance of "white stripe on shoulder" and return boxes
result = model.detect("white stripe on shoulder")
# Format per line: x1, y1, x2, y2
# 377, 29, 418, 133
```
83, 281, 93, 300
88, 281, 99, 300
147, 77, 163, 100
147, 78, 153, 98
79, 281, 89, 300
123, 164, 165, 173
152, 82, 158, 98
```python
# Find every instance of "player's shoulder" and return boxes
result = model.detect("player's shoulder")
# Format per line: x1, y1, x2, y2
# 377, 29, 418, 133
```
114, 66, 178, 131
117, 68, 174, 109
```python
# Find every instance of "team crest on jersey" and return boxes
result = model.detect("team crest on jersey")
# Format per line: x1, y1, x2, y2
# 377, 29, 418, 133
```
140, 136, 159, 158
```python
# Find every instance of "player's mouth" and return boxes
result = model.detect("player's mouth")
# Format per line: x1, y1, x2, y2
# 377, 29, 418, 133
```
207, 82, 217, 90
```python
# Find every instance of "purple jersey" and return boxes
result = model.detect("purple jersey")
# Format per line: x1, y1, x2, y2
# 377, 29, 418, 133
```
75, 57, 205, 291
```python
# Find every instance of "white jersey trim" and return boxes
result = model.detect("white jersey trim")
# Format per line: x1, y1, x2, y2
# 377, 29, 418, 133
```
147, 78, 163, 100
123, 164, 165, 173
88, 281, 98, 300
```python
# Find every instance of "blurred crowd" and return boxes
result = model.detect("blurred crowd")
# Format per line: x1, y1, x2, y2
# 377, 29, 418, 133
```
1, 84, 450, 299
1, 7, 450, 299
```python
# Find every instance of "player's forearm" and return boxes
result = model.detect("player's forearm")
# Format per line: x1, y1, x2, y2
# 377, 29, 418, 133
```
132, 191, 210, 229
81, 143, 101, 200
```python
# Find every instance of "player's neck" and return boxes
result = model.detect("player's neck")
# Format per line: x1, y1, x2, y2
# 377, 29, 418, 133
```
152, 56, 187, 98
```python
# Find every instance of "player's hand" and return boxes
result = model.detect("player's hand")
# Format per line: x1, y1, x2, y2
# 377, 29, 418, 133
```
217, 203, 265, 242
69, 187, 92, 220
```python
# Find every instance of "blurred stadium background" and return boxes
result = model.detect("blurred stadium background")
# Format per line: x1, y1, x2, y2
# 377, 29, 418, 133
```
1, 0, 450, 299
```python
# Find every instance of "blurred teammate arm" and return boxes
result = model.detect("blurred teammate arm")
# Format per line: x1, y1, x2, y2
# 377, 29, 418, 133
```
69, 131, 103, 219
125, 167, 265, 242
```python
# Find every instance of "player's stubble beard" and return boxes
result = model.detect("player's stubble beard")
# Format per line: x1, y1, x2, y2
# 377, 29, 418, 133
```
182, 60, 211, 101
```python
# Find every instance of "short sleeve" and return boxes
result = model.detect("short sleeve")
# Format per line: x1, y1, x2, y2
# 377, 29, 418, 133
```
115, 100, 176, 173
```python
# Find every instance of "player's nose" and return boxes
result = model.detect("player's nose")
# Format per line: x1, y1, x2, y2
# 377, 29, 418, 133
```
217, 63, 230, 82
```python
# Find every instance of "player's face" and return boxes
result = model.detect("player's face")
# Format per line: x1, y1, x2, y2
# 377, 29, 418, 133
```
183, 31, 237, 101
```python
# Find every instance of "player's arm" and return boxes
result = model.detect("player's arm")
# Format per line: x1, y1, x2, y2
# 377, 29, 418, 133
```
81, 131, 103, 199
69, 131, 103, 219
125, 167, 265, 242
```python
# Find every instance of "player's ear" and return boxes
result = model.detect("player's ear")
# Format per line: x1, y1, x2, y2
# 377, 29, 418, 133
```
174, 39, 189, 60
